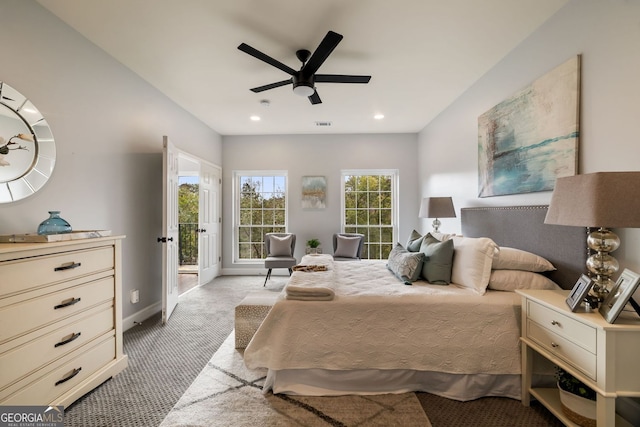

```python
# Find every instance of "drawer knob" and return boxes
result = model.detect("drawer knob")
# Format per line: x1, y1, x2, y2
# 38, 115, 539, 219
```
55, 367, 82, 386
54, 332, 82, 348
551, 342, 559, 348
54, 297, 82, 310
551, 320, 560, 326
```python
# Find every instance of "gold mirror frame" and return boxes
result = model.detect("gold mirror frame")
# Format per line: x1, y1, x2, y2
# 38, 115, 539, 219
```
0, 81, 56, 203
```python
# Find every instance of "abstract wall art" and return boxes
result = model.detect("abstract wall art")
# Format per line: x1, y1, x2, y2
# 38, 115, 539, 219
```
478, 56, 580, 198
301, 176, 326, 209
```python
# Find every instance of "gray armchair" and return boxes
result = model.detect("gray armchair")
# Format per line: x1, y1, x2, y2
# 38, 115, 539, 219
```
263, 233, 297, 286
332, 233, 365, 261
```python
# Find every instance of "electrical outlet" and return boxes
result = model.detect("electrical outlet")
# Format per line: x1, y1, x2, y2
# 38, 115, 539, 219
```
130, 289, 139, 304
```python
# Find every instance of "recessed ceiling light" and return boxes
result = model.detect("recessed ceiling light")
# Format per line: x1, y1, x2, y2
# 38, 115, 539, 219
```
250, 115, 261, 121
374, 114, 385, 120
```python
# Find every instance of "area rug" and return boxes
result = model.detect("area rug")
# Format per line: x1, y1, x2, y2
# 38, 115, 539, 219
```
160, 332, 432, 426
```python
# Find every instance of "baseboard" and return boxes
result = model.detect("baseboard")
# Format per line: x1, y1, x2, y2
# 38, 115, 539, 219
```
123, 301, 162, 332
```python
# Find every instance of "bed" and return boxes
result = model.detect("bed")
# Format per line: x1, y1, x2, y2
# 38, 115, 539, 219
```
243, 205, 587, 401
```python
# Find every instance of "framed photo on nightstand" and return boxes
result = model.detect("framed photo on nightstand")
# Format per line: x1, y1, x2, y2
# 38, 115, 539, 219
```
566, 274, 594, 312
599, 269, 640, 323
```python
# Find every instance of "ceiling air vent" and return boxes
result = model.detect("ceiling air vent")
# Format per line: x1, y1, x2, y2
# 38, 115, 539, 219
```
315, 121, 332, 127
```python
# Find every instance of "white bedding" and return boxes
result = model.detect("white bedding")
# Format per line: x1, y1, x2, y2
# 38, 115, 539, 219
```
244, 258, 523, 389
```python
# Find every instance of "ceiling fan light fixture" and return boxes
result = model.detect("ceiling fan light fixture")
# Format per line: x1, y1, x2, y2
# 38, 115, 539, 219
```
293, 83, 315, 97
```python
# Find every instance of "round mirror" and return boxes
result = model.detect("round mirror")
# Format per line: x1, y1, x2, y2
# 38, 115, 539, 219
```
0, 82, 56, 203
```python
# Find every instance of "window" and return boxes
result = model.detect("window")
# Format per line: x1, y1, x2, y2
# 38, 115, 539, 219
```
234, 171, 287, 262
342, 170, 398, 259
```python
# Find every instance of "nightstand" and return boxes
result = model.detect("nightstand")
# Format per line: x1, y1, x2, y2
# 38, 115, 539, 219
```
518, 289, 640, 426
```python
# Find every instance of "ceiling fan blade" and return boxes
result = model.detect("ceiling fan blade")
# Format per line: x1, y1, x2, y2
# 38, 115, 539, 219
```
250, 79, 293, 93
315, 74, 371, 84
301, 31, 343, 77
238, 43, 297, 76
309, 91, 322, 105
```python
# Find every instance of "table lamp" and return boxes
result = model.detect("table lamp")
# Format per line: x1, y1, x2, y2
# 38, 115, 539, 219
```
419, 197, 456, 232
544, 172, 640, 299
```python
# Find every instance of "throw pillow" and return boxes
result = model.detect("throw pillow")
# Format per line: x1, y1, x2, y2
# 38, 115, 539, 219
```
488, 270, 560, 291
450, 236, 498, 295
492, 247, 556, 272
387, 243, 425, 282
430, 232, 458, 241
406, 229, 424, 252
269, 235, 292, 257
419, 233, 454, 284
334, 235, 361, 258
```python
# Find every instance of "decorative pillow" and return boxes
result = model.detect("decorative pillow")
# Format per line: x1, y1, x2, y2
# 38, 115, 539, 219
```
387, 243, 425, 282
406, 229, 424, 252
450, 236, 499, 295
419, 234, 454, 284
430, 232, 458, 242
492, 247, 556, 272
269, 235, 292, 257
488, 270, 561, 291
334, 235, 361, 258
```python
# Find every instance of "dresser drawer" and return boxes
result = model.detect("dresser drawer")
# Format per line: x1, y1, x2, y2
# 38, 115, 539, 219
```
527, 319, 597, 379
527, 300, 596, 352
0, 246, 114, 297
0, 276, 114, 343
0, 336, 116, 405
0, 306, 114, 388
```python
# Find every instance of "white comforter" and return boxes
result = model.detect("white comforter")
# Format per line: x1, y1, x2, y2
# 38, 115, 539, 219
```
244, 259, 522, 375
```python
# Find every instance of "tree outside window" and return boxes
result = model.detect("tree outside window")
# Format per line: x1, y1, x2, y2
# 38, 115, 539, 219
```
343, 171, 397, 259
236, 173, 287, 260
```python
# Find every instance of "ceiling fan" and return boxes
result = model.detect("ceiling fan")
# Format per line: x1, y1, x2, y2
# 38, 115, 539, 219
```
238, 30, 371, 105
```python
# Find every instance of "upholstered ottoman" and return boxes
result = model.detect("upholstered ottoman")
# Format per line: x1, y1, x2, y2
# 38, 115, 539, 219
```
234, 291, 279, 349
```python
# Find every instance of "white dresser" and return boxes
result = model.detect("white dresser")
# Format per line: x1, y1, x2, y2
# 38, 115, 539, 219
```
0, 236, 128, 408
518, 289, 640, 427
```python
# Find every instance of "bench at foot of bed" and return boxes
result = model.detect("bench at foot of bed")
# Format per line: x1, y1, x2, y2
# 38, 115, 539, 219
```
235, 291, 279, 349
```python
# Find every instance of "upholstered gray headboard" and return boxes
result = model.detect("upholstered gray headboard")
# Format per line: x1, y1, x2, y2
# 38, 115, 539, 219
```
461, 205, 588, 290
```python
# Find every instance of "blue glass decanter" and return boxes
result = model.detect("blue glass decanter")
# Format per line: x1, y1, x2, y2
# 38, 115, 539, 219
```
37, 211, 73, 235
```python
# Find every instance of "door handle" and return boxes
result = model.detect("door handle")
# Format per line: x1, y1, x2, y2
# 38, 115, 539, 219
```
157, 237, 174, 242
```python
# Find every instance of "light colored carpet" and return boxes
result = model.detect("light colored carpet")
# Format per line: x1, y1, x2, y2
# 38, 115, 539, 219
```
160, 332, 432, 427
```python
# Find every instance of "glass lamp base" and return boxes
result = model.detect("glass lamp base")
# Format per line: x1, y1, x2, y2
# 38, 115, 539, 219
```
586, 228, 620, 300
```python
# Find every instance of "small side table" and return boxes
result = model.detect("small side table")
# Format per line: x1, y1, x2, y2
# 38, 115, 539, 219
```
517, 289, 640, 426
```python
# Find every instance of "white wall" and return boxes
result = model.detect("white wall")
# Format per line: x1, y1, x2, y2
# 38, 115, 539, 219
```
418, 0, 640, 274
222, 133, 419, 273
0, 1, 222, 319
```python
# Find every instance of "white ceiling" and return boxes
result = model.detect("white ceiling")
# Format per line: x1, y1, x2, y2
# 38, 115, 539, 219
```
37, 0, 567, 136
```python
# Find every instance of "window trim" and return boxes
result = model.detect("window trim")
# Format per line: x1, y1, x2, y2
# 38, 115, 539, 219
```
232, 170, 288, 264
340, 169, 399, 259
